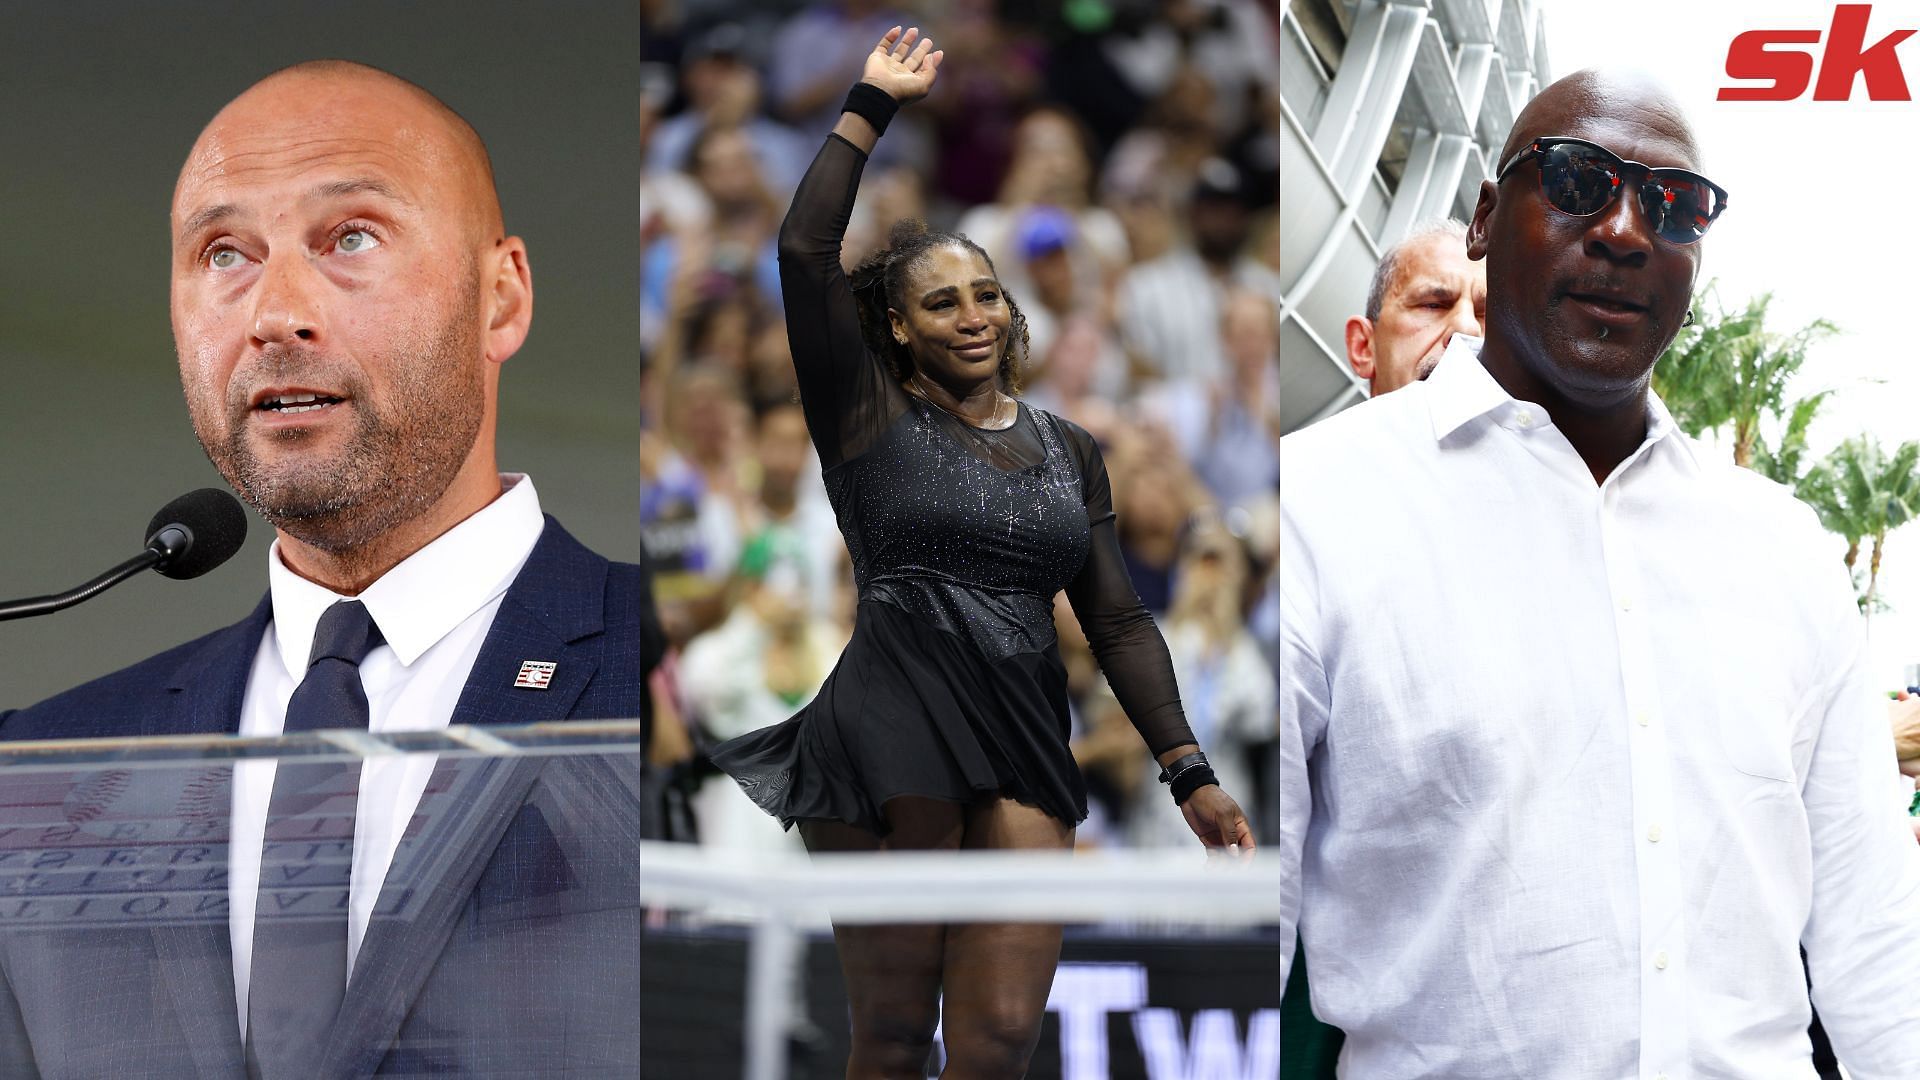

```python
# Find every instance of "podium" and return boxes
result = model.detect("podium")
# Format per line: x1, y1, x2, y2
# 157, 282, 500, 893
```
0, 720, 641, 1078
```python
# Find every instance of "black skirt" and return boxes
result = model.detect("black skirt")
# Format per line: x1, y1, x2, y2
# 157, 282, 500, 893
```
710, 599, 1090, 836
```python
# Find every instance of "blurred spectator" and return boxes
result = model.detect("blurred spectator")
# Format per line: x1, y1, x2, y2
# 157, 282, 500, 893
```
767, 0, 931, 171
686, 123, 785, 308
639, 89, 711, 361
917, 0, 1046, 206
1138, 288, 1279, 512
1117, 158, 1282, 386
1226, 60, 1280, 212
1007, 207, 1130, 405
1100, 0, 1276, 142
841, 163, 926, 271
745, 319, 803, 415
1022, 312, 1123, 442
640, 364, 753, 643
745, 404, 845, 624
1125, 517, 1273, 848
1100, 64, 1221, 213
1247, 206, 1279, 275
1108, 429, 1204, 615
955, 107, 1131, 309
640, 541, 671, 839
1105, 183, 1179, 270
1056, 592, 1132, 850
645, 21, 814, 198
680, 536, 845, 854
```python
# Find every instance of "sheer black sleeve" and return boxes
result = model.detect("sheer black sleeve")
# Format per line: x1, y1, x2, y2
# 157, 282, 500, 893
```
777, 133, 900, 470
1059, 421, 1197, 757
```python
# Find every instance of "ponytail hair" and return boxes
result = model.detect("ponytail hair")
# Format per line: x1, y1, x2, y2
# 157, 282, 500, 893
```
848, 219, 1030, 394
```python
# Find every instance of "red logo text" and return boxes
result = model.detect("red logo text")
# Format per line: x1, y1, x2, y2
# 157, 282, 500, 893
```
1721, 4, 1915, 101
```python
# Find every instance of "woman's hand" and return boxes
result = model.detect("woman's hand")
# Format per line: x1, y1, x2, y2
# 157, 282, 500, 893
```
1181, 785, 1255, 855
861, 26, 943, 105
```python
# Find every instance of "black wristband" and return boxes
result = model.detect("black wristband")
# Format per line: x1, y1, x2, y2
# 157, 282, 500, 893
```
1170, 766, 1218, 806
1157, 750, 1207, 785
842, 82, 900, 136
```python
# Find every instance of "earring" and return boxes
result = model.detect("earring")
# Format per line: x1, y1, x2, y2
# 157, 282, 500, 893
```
1683, 308, 1695, 327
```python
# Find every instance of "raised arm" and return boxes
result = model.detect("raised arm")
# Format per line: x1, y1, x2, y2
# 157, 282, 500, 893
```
778, 27, 942, 469
1059, 424, 1253, 852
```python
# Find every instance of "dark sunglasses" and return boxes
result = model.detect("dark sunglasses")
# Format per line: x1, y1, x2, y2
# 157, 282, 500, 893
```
1495, 136, 1728, 245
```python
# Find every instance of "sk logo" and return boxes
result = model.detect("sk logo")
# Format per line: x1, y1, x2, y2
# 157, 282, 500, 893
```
514, 661, 557, 690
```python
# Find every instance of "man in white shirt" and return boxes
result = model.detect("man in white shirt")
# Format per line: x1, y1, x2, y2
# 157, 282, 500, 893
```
1118, 158, 1283, 387
1280, 69, 1920, 1077
0, 61, 641, 1078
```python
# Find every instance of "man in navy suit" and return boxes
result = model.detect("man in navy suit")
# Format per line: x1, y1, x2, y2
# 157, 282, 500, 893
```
0, 60, 639, 1078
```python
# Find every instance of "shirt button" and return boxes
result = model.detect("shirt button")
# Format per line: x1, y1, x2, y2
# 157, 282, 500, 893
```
1634, 708, 1650, 727
1514, 411, 1533, 429
1647, 824, 1663, 843
1653, 950, 1669, 971
1618, 594, 1634, 612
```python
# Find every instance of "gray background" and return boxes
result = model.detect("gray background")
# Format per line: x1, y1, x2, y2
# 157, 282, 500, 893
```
0, 2, 638, 704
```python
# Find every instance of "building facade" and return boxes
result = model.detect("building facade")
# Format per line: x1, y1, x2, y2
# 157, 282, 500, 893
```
1279, 0, 1551, 432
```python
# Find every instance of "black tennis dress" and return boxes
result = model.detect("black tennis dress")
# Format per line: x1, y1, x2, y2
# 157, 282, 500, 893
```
710, 133, 1194, 835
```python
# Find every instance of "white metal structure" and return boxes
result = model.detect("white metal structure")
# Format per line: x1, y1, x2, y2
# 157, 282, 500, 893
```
1280, 0, 1551, 431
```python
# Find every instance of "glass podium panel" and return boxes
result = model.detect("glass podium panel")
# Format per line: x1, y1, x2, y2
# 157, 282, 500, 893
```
0, 721, 640, 1079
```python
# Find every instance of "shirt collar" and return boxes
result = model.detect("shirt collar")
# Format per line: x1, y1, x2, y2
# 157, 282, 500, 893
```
1424, 334, 1696, 468
266, 474, 545, 678
1424, 334, 1511, 442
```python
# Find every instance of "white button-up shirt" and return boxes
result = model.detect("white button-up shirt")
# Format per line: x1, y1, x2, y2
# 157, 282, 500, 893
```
229, 474, 545, 1033
1280, 337, 1920, 1078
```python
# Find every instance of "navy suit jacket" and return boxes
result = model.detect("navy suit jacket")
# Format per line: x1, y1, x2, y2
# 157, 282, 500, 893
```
0, 517, 641, 1079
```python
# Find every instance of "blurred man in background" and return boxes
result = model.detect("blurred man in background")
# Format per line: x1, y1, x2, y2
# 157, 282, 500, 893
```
1343, 219, 1484, 396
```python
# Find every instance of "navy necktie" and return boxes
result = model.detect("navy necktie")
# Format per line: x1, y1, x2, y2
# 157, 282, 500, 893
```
247, 599, 383, 1077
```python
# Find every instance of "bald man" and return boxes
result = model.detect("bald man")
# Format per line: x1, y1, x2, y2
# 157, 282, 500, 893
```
0, 62, 641, 1078
1344, 219, 1484, 396
1281, 70, 1920, 1075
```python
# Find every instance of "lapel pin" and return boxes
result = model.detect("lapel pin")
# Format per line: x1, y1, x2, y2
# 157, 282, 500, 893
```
514, 660, 557, 690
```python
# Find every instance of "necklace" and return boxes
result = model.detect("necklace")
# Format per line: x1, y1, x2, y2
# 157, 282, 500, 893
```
910, 379, 1015, 430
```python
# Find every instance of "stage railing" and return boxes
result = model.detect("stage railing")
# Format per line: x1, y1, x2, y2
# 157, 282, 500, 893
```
641, 841, 1284, 1080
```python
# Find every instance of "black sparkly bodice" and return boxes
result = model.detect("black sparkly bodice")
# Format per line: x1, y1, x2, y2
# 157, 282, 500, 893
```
830, 400, 1090, 661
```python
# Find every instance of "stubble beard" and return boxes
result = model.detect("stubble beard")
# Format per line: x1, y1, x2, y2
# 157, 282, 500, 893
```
189, 291, 486, 554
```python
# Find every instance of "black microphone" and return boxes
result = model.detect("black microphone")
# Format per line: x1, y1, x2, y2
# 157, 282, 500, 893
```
143, 488, 249, 580
0, 489, 248, 622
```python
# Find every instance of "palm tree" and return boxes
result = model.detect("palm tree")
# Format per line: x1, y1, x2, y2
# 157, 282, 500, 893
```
1654, 286, 1836, 468
1802, 436, 1920, 623
1749, 389, 1831, 504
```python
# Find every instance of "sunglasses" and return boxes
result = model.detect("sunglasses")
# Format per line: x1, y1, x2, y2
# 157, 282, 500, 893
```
1495, 136, 1728, 245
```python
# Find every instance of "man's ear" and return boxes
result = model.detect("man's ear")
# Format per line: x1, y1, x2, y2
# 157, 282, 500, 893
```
483, 237, 533, 366
1466, 179, 1496, 261
1345, 316, 1375, 380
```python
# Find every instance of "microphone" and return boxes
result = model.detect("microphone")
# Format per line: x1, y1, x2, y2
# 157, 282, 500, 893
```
0, 489, 248, 622
143, 488, 250, 580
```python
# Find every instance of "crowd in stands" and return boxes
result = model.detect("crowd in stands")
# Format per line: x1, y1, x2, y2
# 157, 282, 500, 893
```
640, 0, 1281, 851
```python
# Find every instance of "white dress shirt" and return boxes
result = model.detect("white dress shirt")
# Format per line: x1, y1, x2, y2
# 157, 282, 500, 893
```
1280, 337, 1920, 1079
229, 474, 545, 1033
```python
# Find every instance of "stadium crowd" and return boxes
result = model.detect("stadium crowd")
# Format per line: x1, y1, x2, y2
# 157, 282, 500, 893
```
639, 0, 1281, 852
